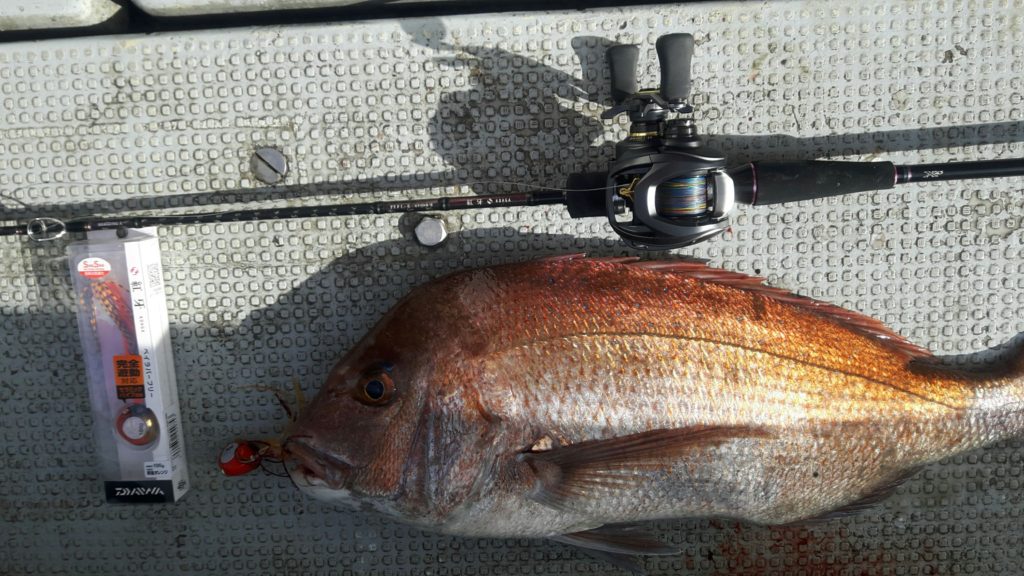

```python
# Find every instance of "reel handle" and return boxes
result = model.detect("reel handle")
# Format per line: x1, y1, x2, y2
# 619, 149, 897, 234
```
655, 33, 694, 103
607, 44, 640, 104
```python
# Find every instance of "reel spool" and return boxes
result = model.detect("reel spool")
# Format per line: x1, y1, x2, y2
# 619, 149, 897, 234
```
654, 176, 710, 217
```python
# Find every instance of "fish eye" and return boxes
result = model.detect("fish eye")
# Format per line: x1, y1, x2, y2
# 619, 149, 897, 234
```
355, 371, 395, 406
365, 379, 385, 399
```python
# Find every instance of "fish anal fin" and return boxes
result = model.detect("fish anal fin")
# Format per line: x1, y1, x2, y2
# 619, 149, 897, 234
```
793, 467, 922, 525
520, 426, 770, 509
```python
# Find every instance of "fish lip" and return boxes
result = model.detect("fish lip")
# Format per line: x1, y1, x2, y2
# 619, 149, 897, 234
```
283, 436, 353, 490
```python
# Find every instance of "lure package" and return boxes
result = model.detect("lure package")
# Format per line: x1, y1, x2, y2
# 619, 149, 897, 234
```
68, 228, 190, 503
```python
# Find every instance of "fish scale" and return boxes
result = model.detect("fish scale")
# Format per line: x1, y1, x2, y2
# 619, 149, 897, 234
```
479, 260, 921, 383
487, 335, 947, 431
283, 256, 1024, 561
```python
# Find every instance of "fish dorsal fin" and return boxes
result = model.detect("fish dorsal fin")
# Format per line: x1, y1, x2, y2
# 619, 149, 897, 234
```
537, 253, 642, 265
519, 426, 769, 510
628, 260, 932, 360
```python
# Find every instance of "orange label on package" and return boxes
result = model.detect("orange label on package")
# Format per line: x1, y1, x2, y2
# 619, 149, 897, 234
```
113, 354, 145, 399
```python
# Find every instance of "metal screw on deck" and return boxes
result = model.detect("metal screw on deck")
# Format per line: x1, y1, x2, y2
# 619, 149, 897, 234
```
250, 147, 288, 184
414, 216, 448, 247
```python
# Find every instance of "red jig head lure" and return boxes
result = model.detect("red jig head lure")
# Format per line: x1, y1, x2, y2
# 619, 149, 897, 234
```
218, 438, 272, 475
218, 382, 305, 477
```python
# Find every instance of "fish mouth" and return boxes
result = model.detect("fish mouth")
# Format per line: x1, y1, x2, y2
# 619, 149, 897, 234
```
282, 436, 353, 490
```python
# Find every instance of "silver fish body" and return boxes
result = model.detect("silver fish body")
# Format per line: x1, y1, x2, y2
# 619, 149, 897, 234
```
283, 256, 1024, 559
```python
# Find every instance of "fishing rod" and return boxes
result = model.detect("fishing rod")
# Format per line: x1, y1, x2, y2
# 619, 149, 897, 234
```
2, 33, 1023, 248
1, 191, 572, 241
6, 156, 1020, 245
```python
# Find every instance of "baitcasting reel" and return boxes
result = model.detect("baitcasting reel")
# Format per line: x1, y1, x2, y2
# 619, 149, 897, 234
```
564, 33, 1024, 249
600, 34, 733, 249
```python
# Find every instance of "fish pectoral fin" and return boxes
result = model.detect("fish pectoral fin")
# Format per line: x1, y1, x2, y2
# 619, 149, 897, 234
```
519, 426, 769, 509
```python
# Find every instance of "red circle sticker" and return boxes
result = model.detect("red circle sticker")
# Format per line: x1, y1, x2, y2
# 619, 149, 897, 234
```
77, 257, 112, 279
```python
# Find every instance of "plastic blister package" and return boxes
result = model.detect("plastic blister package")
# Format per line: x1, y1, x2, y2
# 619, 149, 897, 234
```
68, 228, 190, 503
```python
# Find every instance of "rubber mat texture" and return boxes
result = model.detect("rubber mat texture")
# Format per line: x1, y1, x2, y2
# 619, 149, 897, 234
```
1, 1, 1024, 574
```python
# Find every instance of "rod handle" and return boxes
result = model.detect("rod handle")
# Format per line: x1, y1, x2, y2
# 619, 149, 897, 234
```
730, 161, 896, 205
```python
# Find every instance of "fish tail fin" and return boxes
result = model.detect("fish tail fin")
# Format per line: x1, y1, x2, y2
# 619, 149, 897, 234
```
1003, 334, 1024, 422
961, 333, 1024, 438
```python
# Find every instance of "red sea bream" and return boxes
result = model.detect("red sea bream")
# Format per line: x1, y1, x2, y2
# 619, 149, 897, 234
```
283, 256, 1024, 567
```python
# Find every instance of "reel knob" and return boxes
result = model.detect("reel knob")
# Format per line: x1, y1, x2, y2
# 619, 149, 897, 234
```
607, 44, 640, 104
655, 33, 695, 104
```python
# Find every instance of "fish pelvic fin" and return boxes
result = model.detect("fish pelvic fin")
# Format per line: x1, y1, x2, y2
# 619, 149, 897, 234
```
551, 525, 680, 556
550, 525, 680, 575
519, 426, 771, 510
557, 545, 647, 575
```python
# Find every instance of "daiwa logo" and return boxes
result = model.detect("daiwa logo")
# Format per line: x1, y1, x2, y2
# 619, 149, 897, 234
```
105, 480, 174, 503
114, 486, 165, 497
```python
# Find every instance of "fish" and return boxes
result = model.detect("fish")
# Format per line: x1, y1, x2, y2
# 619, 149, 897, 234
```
282, 255, 1024, 570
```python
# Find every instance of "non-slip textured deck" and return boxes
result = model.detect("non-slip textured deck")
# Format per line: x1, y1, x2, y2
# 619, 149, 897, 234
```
1, 1, 1023, 574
